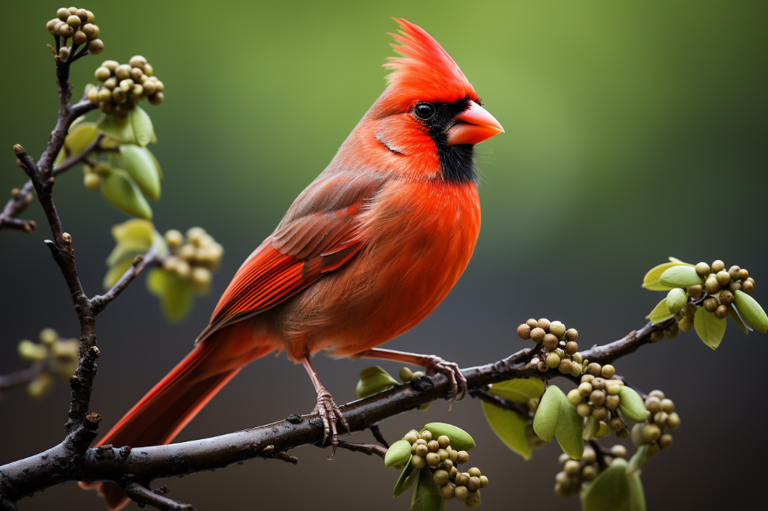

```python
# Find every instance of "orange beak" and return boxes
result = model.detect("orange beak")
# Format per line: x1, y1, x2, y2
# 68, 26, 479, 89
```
445, 101, 504, 146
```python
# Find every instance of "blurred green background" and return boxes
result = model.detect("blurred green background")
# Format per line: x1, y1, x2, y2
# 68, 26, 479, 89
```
1, 1, 766, 510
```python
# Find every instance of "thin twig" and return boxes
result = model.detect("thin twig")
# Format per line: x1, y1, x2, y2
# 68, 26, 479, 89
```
90, 251, 163, 315
0, 365, 43, 392
122, 483, 198, 511
369, 424, 389, 448
469, 387, 530, 416
335, 440, 387, 459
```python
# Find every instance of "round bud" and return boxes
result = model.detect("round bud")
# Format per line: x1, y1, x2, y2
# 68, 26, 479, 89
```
609, 445, 627, 459
715, 304, 728, 319
687, 285, 703, 299
564, 328, 578, 341
678, 316, 694, 332
567, 389, 582, 406
427, 440, 439, 452
711, 260, 725, 273
479, 476, 488, 488
411, 455, 426, 469
457, 451, 469, 464
666, 322, 680, 339
525, 318, 538, 328
115, 65, 131, 80
148, 92, 164, 105
466, 477, 481, 493
647, 444, 660, 458
76, 9, 88, 21
537, 361, 548, 372
82, 23, 95, 38
558, 359, 572, 375
695, 262, 710, 277
467, 467, 481, 478
454, 486, 469, 502
530, 327, 545, 343
517, 323, 531, 340
615, 427, 630, 441
102, 60, 119, 71
683, 302, 697, 318
88, 24, 100, 39
597, 422, 610, 438
46, 18, 59, 33
434, 470, 450, 486
738, 269, 749, 280
564, 460, 580, 475
592, 406, 608, 421
587, 363, 602, 377
60, 24, 74, 37
57, 8, 71, 21
667, 412, 681, 431
88, 39, 104, 55
449, 448, 458, 463
564, 341, 578, 355
591, 377, 606, 390
438, 483, 455, 501
68, 7, 78, 14
578, 382, 593, 397
142, 80, 157, 95
546, 352, 560, 369
97, 88, 112, 102
119, 79, 134, 92
87, 87, 100, 104
653, 411, 668, 426
716, 271, 731, 286
94, 68, 113, 84
191, 267, 212, 292
415, 439, 427, 446
659, 434, 674, 450
649, 330, 665, 343
404, 432, 419, 445
642, 424, 661, 442
558, 453, 570, 465
543, 333, 559, 352
590, 390, 606, 406
86, 10, 95, 24
437, 435, 450, 449
605, 381, 622, 395
439, 459, 453, 471
130, 55, 147, 69
420, 430, 432, 441
399, 367, 413, 382
600, 364, 615, 379
720, 290, 734, 305
705, 277, 720, 294
83, 173, 100, 190
605, 394, 620, 410
415, 444, 428, 457
730, 281, 742, 292
728, 265, 741, 280
455, 473, 470, 486
581, 374, 595, 384
570, 362, 582, 378
112, 88, 127, 103
67, 15, 81, 28
549, 321, 566, 338
582, 465, 597, 481
649, 389, 665, 400
576, 403, 592, 418
537, 318, 551, 331
437, 449, 449, 461
571, 352, 583, 364
644, 396, 661, 414
631, 423, 646, 446
703, 297, 718, 312
152, 79, 164, 91
426, 453, 440, 467
609, 416, 625, 431
742, 280, 754, 294
130, 67, 144, 81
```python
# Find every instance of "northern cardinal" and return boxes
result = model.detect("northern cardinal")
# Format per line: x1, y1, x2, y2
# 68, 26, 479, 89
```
82, 18, 503, 509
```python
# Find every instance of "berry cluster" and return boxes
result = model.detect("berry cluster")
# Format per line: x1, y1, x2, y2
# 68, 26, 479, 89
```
403, 430, 487, 508
87, 56, 165, 114
162, 227, 223, 294
45, 7, 104, 60
568, 364, 630, 440
630, 390, 680, 456
517, 318, 582, 377
554, 445, 626, 498
16, 329, 79, 399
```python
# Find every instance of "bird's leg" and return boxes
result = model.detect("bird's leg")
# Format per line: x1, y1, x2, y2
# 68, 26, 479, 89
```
301, 356, 349, 458
357, 348, 467, 400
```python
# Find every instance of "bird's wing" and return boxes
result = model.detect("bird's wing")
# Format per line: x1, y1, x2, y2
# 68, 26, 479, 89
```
197, 172, 383, 342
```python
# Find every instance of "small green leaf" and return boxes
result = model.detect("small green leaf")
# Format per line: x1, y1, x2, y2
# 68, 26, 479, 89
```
65, 122, 99, 157
146, 267, 166, 295
533, 385, 561, 442
659, 266, 704, 288
645, 298, 673, 324
356, 366, 398, 399
410, 468, 444, 511
105, 240, 148, 267
481, 401, 531, 460
111, 219, 155, 245
627, 471, 647, 511
145, 146, 163, 178
582, 415, 599, 441
422, 423, 476, 452
97, 113, 136, 144
728, 303, 751, 334
103, 257, 133, 289
393, 458, 418, 498
694, 306, 727, 350
733, 290, 768, 333
533, 386, 584, 459
385, 440, 412, 470
119, 145, 161, 200
625, 445, 647, 476
641, 260, 691, 291
488, 378, 544, 403
581, 459, 631, 511
618, 387, 647, 423
131, 106, 156, 147
101, 169, 153, 219
160, 271, 195, 322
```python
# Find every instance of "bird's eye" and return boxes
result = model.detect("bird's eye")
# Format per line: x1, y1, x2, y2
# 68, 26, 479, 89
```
413, 102, 436, 121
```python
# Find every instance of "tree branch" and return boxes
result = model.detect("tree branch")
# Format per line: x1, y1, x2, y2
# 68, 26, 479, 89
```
122, 483, 198, 511
90, 251, 163, 316
0, 365, 42, 393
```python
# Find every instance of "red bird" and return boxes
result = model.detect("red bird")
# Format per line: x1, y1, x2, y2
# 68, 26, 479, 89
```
82, 19, 503, 510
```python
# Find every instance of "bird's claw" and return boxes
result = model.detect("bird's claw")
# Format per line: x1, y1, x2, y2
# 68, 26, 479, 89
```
312, 386, 349, 459
424, 356, 467, 401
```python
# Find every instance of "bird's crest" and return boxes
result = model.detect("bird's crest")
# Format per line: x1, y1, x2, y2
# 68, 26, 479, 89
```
383, 19, 479, 110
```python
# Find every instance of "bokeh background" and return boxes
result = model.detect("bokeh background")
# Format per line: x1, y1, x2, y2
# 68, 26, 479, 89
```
1, 1, 766, 510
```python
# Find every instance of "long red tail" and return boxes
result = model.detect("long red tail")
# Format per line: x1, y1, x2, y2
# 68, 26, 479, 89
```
80, 322, 274, 511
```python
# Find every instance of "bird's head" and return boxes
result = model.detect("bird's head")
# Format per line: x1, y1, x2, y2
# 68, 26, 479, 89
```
337, 19, 504, 182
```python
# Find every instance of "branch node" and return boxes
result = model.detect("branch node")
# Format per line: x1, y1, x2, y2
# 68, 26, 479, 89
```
286, 413, 302, 424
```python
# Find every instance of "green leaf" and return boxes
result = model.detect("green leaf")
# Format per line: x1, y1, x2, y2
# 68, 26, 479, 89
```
145, 145, 163, 178
98, 113, 136, 144
728, 303, 751, 334
488, 378, 544, 403
659, 266, 704, 288
356, 366, 398, 399
393, 458, 418, 498
103, 257, 133, 289
533, 385, 584, 459
146, 268, 166, 295
625, 446, 647, 476
582, 415, 600, 441
422, 423, 476, 451
131, 106, 156, 147
733, 290, 768, 333
119, 145, 161, 200
618, 387, 647, 423
111, 219, 155, 245
385, 440, 412, 470
101, 169, 153, 219
481, 401, 531, 460
65, 122, 99, 157
627, 472, 646, 511
693, 306, 727, 350
105, 240, 148, 267
641, 260, 691, 291
581, 459, 631, 511
159, 271, 195, 322
645, 298, 673, 324
410, 468, 444, 511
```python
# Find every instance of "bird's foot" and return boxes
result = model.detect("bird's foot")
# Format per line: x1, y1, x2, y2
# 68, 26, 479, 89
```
424, 356, 468, 401
312, 386, 349, 459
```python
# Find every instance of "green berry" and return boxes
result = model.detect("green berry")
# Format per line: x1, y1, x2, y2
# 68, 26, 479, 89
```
88, 39, 104, 55
642, 424, 661, 442
576, 403, 592, 418
695, 262, 710, 277
567, 389, 582, 406
549, 321, 566, 338
711, 260, 725, 273
399, 367, 413, 382
546, 352, 560, 368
